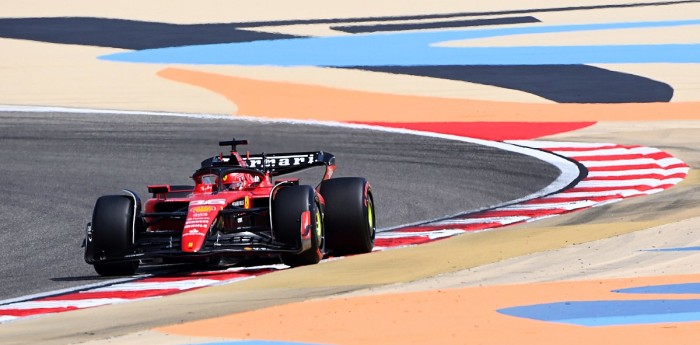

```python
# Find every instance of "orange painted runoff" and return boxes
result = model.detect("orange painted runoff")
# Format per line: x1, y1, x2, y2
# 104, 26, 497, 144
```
158, 67, 700, 123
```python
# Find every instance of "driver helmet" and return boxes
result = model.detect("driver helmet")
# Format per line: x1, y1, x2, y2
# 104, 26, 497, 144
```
222, 172, 249, 190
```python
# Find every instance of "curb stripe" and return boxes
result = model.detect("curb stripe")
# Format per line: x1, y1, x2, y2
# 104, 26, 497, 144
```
530, 195, 622, 204
40, 290, 182, 300
547, 190, 629, 198
567, 185, 674, 193
576, 178, 685, 188
0, 308, 77, 318
0, 299, 129, 310
374, 140, 688, 249
568, 152, 669, 161
88, 280, 221, 292
586, 172, 688, 180
578, 157, 683, 168
587, 167, 689, 176
555, 147, 659, 157
0, 265, 284, 321
586, 162, 688, 171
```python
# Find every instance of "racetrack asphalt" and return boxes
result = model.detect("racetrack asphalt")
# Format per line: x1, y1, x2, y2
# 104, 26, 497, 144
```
0, 111, 560, 301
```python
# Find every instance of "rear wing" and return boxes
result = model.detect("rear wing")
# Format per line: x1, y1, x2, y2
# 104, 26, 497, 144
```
202, 151, 336, 178
243, 151, 336, 177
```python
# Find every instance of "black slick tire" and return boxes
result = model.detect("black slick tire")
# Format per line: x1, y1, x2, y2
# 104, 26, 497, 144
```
272, 185, 323, 267
90, 195, 139, 276
319, 177, 375, 255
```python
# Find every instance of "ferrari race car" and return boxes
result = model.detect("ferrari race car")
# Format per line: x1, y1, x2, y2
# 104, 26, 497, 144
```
83, 138, 375, 276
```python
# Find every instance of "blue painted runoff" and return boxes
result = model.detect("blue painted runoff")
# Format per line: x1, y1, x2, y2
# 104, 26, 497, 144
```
645, 246, 700, 252
615, 283, 700, 295
497, 299, 700, 326
101, 19, 700, 66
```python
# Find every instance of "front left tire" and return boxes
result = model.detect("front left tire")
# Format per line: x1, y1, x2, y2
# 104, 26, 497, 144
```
88, 195, 139, 276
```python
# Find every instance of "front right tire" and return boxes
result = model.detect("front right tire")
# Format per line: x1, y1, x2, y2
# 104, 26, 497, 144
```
272, 185, 323, 267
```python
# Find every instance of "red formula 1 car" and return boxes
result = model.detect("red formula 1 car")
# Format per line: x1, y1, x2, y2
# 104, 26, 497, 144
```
84, 138, 375, 276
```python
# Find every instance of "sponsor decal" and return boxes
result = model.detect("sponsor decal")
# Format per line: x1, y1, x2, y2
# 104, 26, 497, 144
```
184, 229, 206, 237
190, 199, 226, 205
184, 220, 210, 229
184, 224, 209, 229
231, 197, 252, 208
246, 153, 316, 168
192, 205, 216, 213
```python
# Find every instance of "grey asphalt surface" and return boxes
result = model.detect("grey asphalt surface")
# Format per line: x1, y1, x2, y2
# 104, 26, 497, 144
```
0, 111, 560, 300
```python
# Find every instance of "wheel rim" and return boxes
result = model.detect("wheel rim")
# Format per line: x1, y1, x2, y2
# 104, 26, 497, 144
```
367, 197, 375, 230
315, 208, 323, 239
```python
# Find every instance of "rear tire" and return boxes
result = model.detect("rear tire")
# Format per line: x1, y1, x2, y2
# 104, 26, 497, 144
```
89, 195, 140, 276
320, 177, 375, 255
272, 185, 323, 267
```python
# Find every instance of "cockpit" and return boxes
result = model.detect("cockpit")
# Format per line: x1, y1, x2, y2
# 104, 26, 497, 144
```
192, 168, 263, 194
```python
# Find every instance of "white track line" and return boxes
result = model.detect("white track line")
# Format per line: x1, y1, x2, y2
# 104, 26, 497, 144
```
376, 229, 466, 239
428, 216, 530, 226
89, 279, 220, 292
507, 140, 615, 149
500, 200, 598, 211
